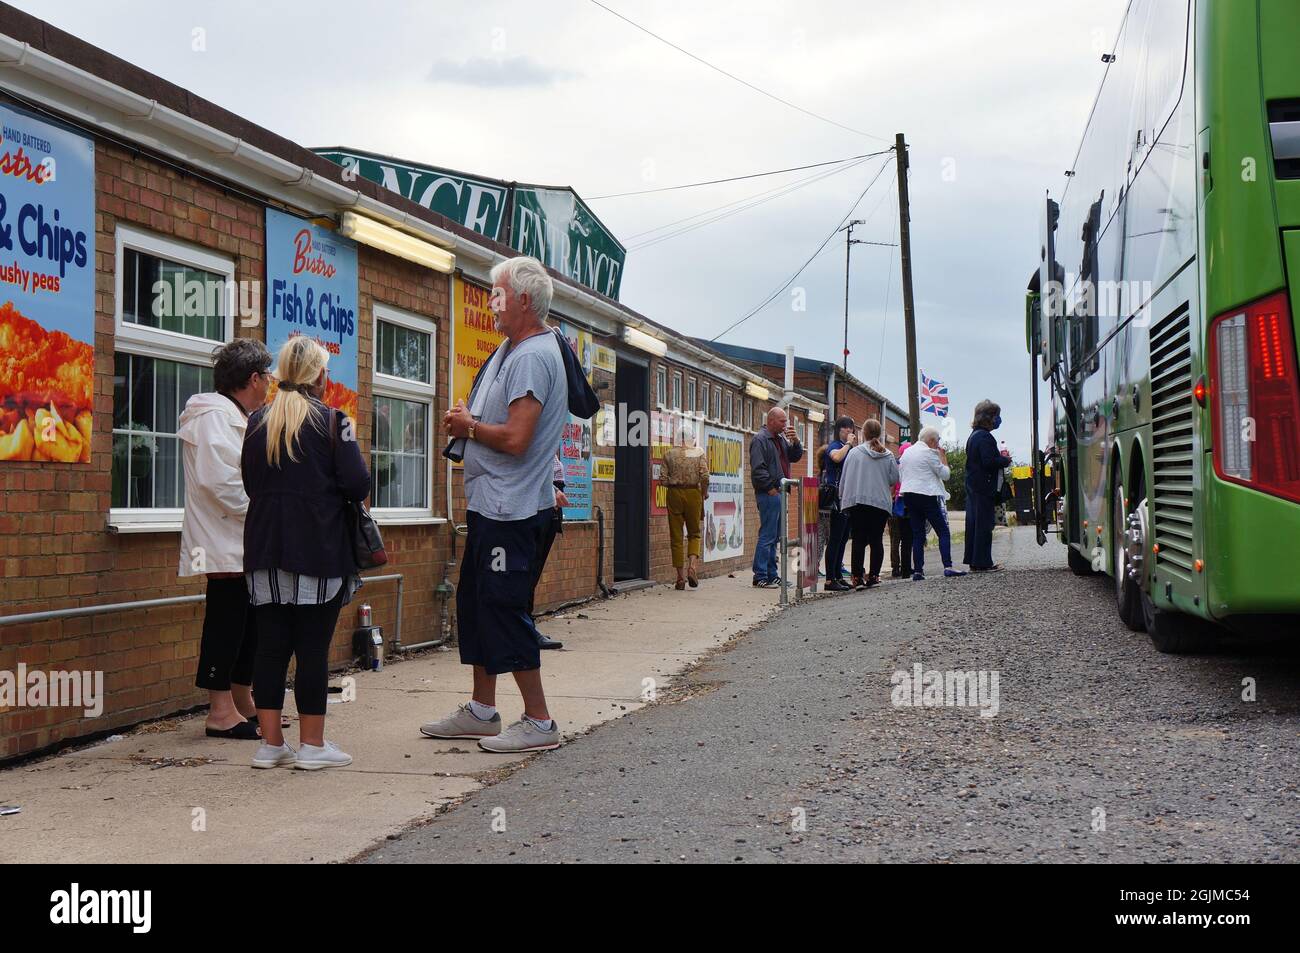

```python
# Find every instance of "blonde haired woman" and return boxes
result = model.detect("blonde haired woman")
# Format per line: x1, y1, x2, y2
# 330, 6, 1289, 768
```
663, 418, 710, 589
242, 336, 371, 770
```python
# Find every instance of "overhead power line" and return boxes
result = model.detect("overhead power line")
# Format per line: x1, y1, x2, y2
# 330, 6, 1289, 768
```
589, 150, 890, 200
708, 156, 895, 343
627, 155, 874, 251
588, 0, 890, 143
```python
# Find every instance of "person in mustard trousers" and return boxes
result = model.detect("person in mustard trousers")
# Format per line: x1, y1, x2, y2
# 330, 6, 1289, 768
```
663, 418, 710, 590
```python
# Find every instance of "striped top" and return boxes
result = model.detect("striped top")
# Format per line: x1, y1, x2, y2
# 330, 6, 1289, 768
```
246, 569, 362, 607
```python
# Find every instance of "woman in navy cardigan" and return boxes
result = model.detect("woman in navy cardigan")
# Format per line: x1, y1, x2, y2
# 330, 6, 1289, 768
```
964, 399, 1012, 571
242, 336, 371, 771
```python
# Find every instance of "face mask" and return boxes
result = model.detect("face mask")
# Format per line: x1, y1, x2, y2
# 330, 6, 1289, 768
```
993, 416, 1002, 429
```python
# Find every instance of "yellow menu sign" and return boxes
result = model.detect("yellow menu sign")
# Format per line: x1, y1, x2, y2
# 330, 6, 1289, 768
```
452, 277, 505, 407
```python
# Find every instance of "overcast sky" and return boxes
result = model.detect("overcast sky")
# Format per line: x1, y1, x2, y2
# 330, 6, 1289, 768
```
15, 0, 1129, 457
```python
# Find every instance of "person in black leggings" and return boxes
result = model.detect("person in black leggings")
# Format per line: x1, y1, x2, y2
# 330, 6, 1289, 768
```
250, 590, 346, 719
242, 337, 371, 771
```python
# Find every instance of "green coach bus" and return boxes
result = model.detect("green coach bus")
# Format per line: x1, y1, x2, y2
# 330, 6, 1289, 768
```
1027, 0, 1300, 652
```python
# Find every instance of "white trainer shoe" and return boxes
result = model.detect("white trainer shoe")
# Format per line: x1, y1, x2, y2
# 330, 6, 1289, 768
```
294, 741, 353, 771
251, 741, 297, 769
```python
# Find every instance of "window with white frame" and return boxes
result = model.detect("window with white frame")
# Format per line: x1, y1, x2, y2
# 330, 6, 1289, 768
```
745, 399, 753, 431
656, 364, 667, 408
686, 377, 696, 415
111, 227, 235, 523
712, 385, 722, 421
671, 370, 682, 410
724, 391, 733, 426
371, 304, 436, 518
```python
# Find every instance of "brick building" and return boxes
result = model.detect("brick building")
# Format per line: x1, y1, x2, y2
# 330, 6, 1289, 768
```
694, 341, 910, 449
0, 7, 825, 759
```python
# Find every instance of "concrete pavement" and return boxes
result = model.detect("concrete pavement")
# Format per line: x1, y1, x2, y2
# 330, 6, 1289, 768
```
0, 572, 781, 864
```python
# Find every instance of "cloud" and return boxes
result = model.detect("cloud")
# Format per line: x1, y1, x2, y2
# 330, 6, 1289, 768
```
428, 55, 580, 88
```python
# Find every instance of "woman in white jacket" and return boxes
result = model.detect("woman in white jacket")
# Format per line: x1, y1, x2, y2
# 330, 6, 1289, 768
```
897, 426, 966, 580
179, 339, 273, 739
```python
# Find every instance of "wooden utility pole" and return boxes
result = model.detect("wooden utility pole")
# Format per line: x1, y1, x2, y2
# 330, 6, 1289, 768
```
840, 219, 864, 374
895, 133, 921, 440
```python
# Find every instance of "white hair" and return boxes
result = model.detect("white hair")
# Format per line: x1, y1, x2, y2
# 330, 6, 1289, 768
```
490, 256, 553, 321
917, 425, 941, 445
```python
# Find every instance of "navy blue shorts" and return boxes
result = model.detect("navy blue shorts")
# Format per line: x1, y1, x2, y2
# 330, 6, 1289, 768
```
457, 509, 551, 675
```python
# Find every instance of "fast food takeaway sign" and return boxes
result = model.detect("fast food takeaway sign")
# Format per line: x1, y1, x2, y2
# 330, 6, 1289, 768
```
0, 104, 96, 464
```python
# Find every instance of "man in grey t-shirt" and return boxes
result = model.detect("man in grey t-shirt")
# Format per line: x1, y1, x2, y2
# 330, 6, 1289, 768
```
423, 257, 567, 754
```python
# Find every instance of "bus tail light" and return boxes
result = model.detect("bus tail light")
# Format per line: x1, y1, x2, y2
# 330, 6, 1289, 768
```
1208, 291, 1300, 503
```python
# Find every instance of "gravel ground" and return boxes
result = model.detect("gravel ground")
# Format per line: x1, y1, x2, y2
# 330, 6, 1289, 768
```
366, 527, 1300, 863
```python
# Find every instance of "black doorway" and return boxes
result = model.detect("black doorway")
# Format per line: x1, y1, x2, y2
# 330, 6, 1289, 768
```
614, 356, 649, 581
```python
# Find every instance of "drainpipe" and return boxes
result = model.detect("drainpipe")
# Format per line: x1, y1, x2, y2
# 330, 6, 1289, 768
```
595, 506, 613, 598
826, 366, 837, 439
783, 346, 795, 406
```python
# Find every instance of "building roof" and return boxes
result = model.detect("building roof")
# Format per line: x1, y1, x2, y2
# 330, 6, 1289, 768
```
691, 339, 907, 419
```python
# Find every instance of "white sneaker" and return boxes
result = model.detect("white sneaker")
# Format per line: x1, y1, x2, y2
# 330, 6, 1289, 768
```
251, 741, 296, 769
294, 741, 352, 771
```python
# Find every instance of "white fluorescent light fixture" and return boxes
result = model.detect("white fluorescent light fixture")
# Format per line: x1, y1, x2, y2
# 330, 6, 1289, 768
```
807, 410, 825, 423
339, 212, 455, 274
622, 326, 667, 357
744, 381, 770, 400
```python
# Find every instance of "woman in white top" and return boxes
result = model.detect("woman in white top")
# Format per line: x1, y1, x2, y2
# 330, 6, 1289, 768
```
897, 426, 966, 580
178, 338, 274, 740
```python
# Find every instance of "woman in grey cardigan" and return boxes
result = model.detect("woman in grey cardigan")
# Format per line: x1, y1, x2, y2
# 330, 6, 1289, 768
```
838, 419, 899, 589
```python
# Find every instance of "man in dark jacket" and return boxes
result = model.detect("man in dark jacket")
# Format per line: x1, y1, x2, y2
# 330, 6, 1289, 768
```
749, 405, 804, 587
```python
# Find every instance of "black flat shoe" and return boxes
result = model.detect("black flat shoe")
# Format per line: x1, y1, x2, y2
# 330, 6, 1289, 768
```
207, 720, 262, 740
537, 633, 564, 650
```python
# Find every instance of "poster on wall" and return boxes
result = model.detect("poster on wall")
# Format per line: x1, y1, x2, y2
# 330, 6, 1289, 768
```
558, 322, 593, 520
449, 277, 504, 469
265, 208, 359, 421
648, 409, 676, 517
0, 104, 95, 464
451, 277, 504, 408
800, 475, 820, 591
703, 424, 745, 562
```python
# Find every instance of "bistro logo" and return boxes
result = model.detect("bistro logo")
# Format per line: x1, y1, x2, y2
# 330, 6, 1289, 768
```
291, 226, 337, 279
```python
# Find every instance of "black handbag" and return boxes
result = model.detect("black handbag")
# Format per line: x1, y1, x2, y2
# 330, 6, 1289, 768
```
330, 409, 388, 569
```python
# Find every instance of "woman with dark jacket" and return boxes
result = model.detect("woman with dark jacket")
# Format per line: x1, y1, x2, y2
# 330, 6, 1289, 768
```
816, 416, 856, 591
242, 336, 371, 771
964, 399, 1013, 572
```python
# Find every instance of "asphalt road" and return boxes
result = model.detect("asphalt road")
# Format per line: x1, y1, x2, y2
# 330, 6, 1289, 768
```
365, 527, 1300, 863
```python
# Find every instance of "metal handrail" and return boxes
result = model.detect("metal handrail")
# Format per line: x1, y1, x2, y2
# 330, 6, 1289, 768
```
0, 573, 406, 648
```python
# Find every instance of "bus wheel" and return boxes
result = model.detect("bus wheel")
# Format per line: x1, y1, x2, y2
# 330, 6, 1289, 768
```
1142, 600, 1217, 654
1067, 544, 1094, 576
1113, 490, 1145, 631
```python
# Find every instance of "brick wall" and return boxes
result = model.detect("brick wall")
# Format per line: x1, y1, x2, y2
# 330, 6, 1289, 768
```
0, 142, 270, 757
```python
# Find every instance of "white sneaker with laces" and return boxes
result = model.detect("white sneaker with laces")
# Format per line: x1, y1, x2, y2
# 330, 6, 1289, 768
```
294, 741, 352, 771
251, 741, 296, 769
478, 716, 561, 753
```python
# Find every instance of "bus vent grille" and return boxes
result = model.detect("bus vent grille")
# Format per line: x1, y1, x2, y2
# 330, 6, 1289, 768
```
1149, 304, 1194, 578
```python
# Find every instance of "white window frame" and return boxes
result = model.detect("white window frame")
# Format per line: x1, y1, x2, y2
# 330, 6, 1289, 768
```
686, 377, 697, 415
712, 385, 722, 422
371, 303, 439, 524
745, 399, 753, 431
109, 226, 235, 532
671, 370, 682, 410
724, 391, 733, 427
656, 364, 667, 408
114, 224, 236, 363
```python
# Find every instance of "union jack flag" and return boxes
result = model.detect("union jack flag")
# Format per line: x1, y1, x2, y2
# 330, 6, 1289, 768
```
920, 370, 949, 417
